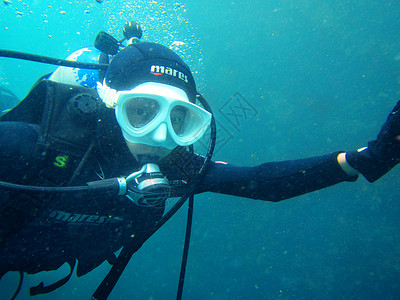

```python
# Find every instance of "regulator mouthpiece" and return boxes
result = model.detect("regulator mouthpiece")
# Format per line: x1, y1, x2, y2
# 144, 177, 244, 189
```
125, 163, 170, 207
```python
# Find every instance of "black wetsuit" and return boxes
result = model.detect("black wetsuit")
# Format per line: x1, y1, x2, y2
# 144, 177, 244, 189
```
0, 80, 357, 290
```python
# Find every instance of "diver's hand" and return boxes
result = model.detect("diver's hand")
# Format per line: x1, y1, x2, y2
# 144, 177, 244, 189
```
345, 100, 400, 182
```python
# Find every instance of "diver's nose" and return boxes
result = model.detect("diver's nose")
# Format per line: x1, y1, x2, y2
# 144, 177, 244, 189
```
151, 122, 167, 143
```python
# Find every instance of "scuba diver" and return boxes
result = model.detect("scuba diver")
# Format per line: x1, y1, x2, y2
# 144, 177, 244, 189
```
0, 21, 400, 299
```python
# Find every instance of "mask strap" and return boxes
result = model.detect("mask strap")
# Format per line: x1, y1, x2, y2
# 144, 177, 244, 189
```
97, 80, 118, 108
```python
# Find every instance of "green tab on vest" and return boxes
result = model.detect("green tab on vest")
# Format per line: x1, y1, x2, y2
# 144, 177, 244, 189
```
38, 150, 81, 186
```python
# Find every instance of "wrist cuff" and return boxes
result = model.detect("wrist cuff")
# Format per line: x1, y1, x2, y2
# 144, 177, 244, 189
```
337, 152, 359, 176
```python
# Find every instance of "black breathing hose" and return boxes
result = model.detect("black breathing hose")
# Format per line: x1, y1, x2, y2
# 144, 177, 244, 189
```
0, 49, 109, 70
0, 178, 121, 195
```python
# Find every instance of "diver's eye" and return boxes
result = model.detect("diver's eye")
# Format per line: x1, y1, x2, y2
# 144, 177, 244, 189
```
170, 106, 187, 134
135, 108, 148, 118
126, 98, 159, 128
171, 115, 183, 124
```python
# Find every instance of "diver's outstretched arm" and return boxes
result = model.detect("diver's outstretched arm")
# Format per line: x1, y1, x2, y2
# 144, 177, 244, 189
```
197, 153, 357, 202
197, 100, 400, 201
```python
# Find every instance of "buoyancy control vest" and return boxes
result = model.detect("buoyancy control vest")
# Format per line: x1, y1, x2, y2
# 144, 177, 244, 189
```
0, 78, 105, 239
0, 79, 108, 295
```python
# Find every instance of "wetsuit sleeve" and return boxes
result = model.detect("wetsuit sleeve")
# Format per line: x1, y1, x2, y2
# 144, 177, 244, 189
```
195, 152, 358, 202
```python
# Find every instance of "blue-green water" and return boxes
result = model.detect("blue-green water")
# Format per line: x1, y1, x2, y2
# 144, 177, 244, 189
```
1, 0, 400, 299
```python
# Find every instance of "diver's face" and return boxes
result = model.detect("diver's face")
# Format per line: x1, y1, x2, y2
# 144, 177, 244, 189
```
105, 82, 211, 163
124, 102, 187, 162
125, 141, 173, 162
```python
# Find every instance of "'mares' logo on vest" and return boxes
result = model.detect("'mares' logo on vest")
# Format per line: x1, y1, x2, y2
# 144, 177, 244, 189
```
150, 65, 189, 83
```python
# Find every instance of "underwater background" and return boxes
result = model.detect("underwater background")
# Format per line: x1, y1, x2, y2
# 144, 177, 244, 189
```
1, 0, 400, 299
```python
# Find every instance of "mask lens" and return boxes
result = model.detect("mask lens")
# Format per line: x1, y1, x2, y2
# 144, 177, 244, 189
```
125, 97, 160, 128
170, 105, 188, 135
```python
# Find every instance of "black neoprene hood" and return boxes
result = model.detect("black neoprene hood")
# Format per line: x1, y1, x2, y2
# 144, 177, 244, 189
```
104, 42, 197, 101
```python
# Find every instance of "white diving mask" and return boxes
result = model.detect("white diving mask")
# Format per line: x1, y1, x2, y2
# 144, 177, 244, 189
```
97, 81, 212, 149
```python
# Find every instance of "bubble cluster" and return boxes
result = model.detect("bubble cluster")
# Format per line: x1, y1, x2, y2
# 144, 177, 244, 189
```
101, 0, 205, 87
1, 0, 205, 88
